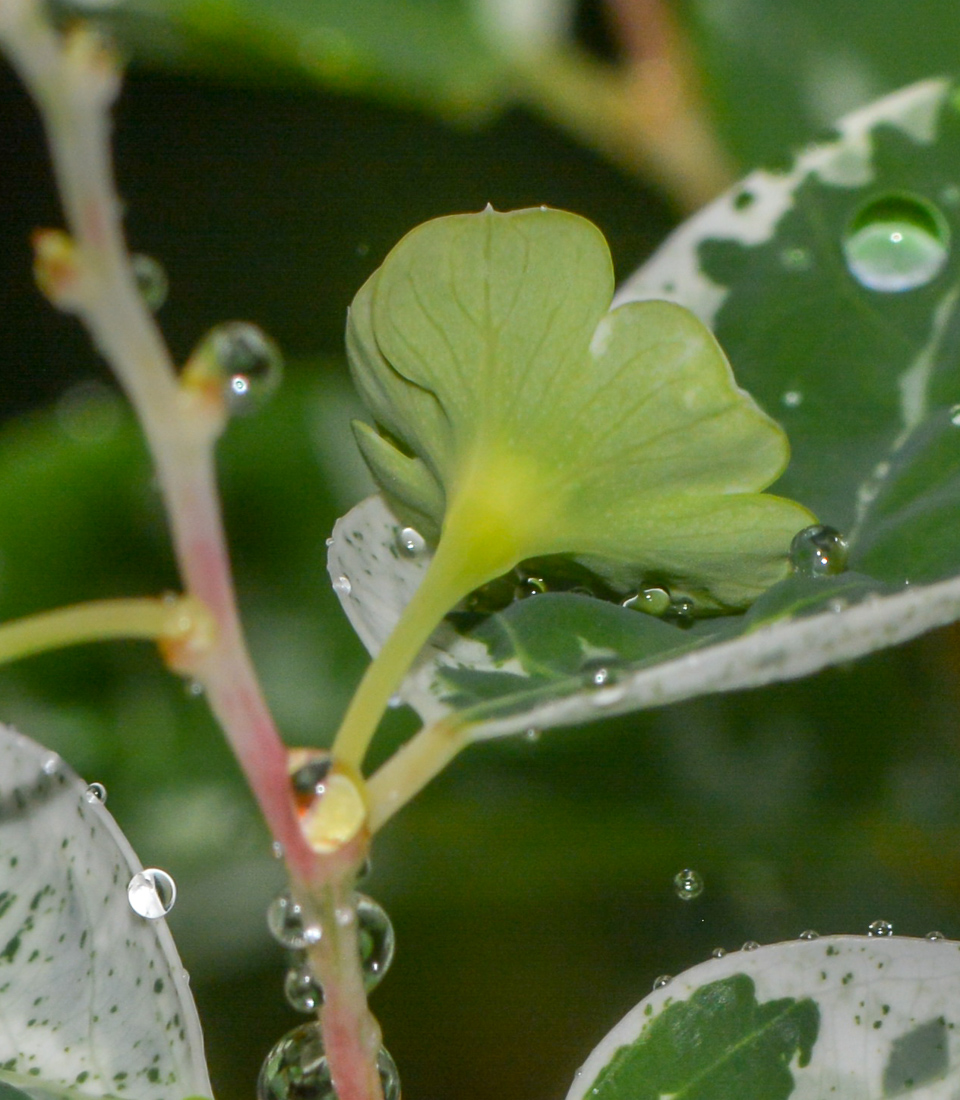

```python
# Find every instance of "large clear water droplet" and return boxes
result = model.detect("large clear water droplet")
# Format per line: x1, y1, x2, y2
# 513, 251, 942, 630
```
741, 940, 760, 951
332, 575, 352, 596
397, 526, 426, 558
268, 891, 321, 949
798, 929, 819, 941
673, 868, 704, 901
131, 253, 168, 311
925, 930, 945, 942
83, 781, 107, 804
356, 895, 395, 991
789, 524, 848, 577
868, 919, 893, 937
257, 1023, 400, 1100
284, 960, 323, 1013
201, 321, 283, 413
843, 193, 949, 292
622, 587, 671, 616
127, 868, 176, 919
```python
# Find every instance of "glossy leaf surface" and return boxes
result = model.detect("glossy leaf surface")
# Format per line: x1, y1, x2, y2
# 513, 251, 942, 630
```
0, 724, 212, 1100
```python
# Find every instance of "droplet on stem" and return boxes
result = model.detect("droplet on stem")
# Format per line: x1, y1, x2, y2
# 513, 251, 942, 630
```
283, 960, 323, 1013
357, 894, 395, 991
257, 1023, 400, 1100
183, 321, 283, 415
267, 890, 321, 950
127, 868, 176, 919
131, 253, 168, 311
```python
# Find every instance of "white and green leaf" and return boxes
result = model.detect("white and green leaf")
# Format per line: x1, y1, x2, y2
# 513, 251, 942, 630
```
567, 934, 960, 1100
0, 724, 212, 1100
331, 78, 960, 742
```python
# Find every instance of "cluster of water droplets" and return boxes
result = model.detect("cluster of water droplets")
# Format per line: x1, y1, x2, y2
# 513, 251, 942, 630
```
261, 883, 399, 1099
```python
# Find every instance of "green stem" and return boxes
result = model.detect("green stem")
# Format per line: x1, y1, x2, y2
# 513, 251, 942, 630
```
0, 597, 175, 666
331, 538, 477, 771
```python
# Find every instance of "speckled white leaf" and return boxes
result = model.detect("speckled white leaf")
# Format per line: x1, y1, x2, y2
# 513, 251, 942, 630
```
0, 724, 212, 1100
567, 934, 960, 1100
329, 493, 960, 740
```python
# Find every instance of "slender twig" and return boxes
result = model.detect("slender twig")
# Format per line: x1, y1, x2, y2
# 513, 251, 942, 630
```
0, 5, 382, 1097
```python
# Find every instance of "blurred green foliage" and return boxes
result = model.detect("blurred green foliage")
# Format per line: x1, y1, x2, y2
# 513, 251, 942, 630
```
2, 3, 960, 1100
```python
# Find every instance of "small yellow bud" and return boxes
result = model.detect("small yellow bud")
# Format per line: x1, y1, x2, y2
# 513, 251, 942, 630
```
32, 229, 83, 311
288, 749, 368, 854
157, 595, 216, 675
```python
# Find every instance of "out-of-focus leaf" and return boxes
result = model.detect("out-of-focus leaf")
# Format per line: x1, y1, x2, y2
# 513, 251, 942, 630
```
677, 0, 960, 169
0, 723, 212, 1100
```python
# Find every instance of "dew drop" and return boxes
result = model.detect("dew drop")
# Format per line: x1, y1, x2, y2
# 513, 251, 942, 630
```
781, 390, 803, 409
193, 321, 283, 414
324, 536, 334, 548
514, 576, 547, 600
357, 894, 395, 991
397, 526, 426, 558
271, 841, 284, 860
673, 868, 704, 901
741, 941, 760, 951
524, 728, 541, 742
335, 906, 355, 928
843, 193, 949, 292
868, 919, 893, 937
283, 961, 323, 1013
267, 891, 321, 949
798, 929, 819, 940
652, 975, 672, 990
257, 1024, 400, 1100
83, 782, 107, 804
131, 253, 168, 311
711, 947, 727, 958
41, 752, 60, 776
127, 868, 176, 919
290, 754, 333, 807
387, 693, 404, 709
332, 575, 352, 596
589, 666, 610, 687
780, 246, 812, 272
789, 524, 848, 577
925, 930, 945, 941
186, 679, 204, 698
622, 586, 671, 616
668, 597, 695, 625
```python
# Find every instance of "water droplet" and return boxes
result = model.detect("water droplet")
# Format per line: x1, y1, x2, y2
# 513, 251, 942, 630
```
127, 868, 176, 919
387, 693, 404, 709
514, 576, 547, 600
673, 868, 704, 901
590, 666, 610, 686
257, 1024, 400, 1100
843, 193, 949, 292
41, 752, 60, 776
397, 526, 426, 557
925, 930, 945, 941
798, 929, 819, 940
190, 321, 283, 414
83, 782, 107, 804
868, 919, 893, 937
667, 597, 695, 625
780, 246, 812, 272
283, 961, 323, 1013
271, 841, 284, 860
357, 894, 395, 991
652, 974, 672, 990
711, 947, 727, 958
524, 728, 541, 742
267, 891, 321, 949
950, 404, 960, 427
741, 941, 760, 951
324, 536, 334, 548
332, 575, 352, 596
131, 253, 168, 311
335, 906, 355, 928
290, 754, 333, 808
186, 679, 204, 697
789, 524, 848, 577
781, 390, 803, 409
622, 587, 671, 616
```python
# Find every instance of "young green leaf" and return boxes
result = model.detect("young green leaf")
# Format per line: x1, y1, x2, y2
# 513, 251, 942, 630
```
0, 724, 212, 1100
568, 935, 960, 1100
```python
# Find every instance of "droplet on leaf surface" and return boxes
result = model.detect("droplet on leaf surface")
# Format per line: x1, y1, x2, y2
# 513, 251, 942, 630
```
798, 929, 819, 940
622, 587, 671, 616
652, 975, 672, 990
397, 526, 426, 557
83, 781, 107, 804
843, 193, 949, 292
127, 868, 176, 919
789, 524, 848, 576
926, 930, 945, 941
673, 868, 704, 901
257, 1023, 400, 1100
868, 919, 894, 937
